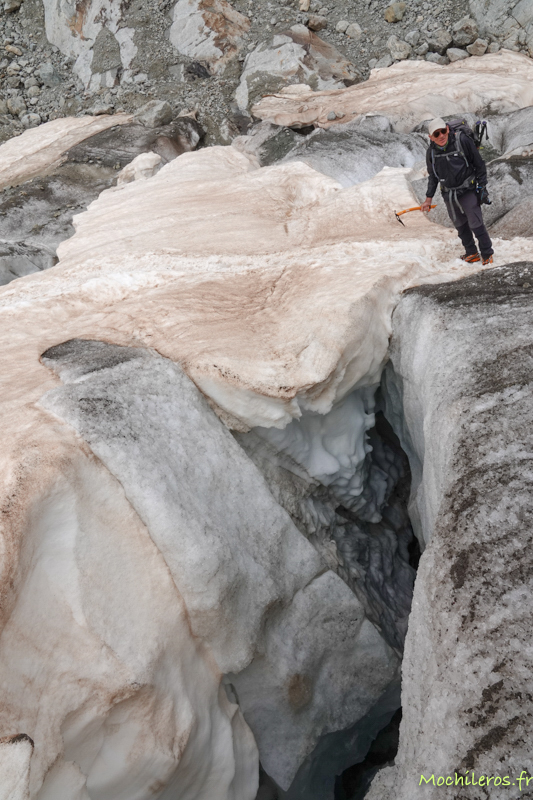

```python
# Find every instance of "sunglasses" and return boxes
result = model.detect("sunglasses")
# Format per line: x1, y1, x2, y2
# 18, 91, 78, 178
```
432, 128, 447, 137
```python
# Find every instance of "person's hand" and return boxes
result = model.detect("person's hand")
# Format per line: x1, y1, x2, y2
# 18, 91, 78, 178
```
421, 197, 433, 213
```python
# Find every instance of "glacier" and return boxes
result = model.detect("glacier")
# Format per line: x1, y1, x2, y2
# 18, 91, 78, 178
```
0, 50, 532, 800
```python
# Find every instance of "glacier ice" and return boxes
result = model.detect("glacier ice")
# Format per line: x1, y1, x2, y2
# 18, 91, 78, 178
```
252, 51, 533, 132
0, 102, 532, 799
39, 339, 399, 792
367, 263, 533, 799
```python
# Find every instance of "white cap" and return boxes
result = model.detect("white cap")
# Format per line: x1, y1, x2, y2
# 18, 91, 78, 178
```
428, 118, 447, 136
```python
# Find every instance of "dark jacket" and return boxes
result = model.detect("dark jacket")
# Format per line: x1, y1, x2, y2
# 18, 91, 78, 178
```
425, 130, 487, 198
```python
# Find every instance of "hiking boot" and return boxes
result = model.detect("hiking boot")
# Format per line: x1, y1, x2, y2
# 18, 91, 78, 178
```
482, 255, 494, 265
461, 252, 480, 263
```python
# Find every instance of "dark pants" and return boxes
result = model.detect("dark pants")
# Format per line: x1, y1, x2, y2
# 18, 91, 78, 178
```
443, 190, 493, 258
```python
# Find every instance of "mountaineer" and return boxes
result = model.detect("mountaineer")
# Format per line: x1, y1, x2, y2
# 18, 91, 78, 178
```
421, 117, 494, 265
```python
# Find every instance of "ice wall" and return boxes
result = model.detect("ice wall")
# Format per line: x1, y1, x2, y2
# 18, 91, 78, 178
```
367, 263, 533, 799
38, 339, 399, 793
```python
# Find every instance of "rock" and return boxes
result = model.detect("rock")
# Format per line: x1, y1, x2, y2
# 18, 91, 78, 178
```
170, 0, 251, 74
37, 61, 61, 87
466, 37, 488, 55
5, 44, 23, 56
7, 95, 26, 117
0, 100, 7, 115
299, 0, 310, 9
426, 28, 453, 54
384, 2, 406, 23
446, 47, 470, 61
20, 113, 41, 128
415, 41, 429, 54
3, 0, 22, 11
26, 85, 40, 98
387, 35, 412, 60
511, 0, 533, 29
336, 20, 349, 33
368, 57, 378, 69
487, 41, 501, 52
404, 29, 420, 46
90, 103, 114, 116
117, 151, 162, 185
235, 27, 362, 112
327, 110, 336, 120
375, 53, 394, 68
133, 100, 173, 128
451, 16, 479, 47
346, 22, 363, 38
425, 51, 449, 64
307, 14, 327, 31
90, 26, 122, 75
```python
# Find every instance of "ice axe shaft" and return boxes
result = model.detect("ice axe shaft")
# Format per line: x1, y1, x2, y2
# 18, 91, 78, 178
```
395, 205, 436, 226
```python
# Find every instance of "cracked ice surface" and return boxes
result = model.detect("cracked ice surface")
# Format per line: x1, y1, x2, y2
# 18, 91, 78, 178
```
0, 123, 532, 798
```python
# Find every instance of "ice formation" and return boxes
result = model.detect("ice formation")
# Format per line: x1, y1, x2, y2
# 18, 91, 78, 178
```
0, 81, 532, 796
252, 51, 533, 132
0, 114, 132, 191
367, 263, 533, 800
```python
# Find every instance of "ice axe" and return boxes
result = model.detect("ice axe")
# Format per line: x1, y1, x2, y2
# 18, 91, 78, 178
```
395, 205, 436, 226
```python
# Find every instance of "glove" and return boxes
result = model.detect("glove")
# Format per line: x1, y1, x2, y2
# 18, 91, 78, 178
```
477, 185, 491, 205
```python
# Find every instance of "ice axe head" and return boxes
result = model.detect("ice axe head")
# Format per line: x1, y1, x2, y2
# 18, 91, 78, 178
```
395, 211, 405, 226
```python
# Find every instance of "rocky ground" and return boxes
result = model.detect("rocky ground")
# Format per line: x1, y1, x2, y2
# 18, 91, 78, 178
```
0, 0, 532, 146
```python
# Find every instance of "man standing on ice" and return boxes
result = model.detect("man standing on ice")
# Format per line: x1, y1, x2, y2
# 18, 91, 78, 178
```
421, 118, 494, 265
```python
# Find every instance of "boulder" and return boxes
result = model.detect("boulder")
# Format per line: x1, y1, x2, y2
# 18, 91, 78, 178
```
36, 61, 62, 87
466, 37, 488, 55
133, 99, 173, 128
384, 2, 406, 23
375, 53, 394, 67
425, 51, 449, 64
346, 22, 363, 38
235, 26, 362, 112
20, 113, 41, 129
446, 46, 470, 61
336, 19, 350, 33
6, 95, 26, 117
307, 14, 327, 31
426, 27, 453, 54
170, 0, 251, 74
404, 29, 420, 45
451, 16, 478, 46
387, 35, 412, 60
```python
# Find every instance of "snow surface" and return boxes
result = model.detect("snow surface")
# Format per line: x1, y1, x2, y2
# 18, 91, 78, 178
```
252, 51, 533, 132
